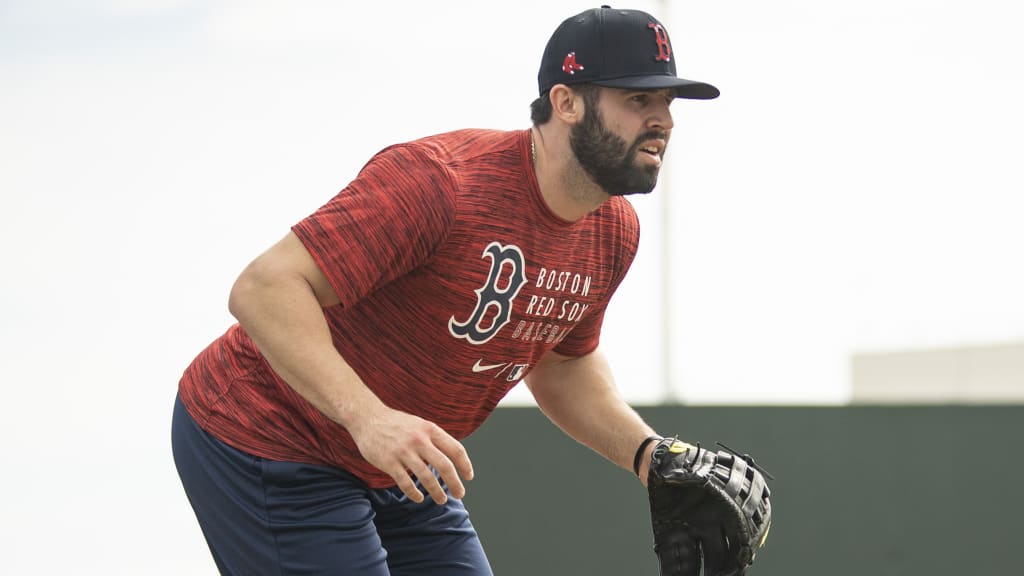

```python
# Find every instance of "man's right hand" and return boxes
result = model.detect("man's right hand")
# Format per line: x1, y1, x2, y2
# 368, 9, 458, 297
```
347, 402, 474, 505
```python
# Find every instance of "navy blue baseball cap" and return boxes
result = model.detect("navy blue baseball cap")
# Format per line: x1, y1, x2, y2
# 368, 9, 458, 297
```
538, 5, 719, 99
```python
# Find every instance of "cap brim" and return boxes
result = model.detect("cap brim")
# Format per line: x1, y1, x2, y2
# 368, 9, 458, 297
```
593, 75, 720, 100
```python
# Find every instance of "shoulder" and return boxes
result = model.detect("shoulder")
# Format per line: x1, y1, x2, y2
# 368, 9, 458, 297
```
354, 138, 464, 202
342, 140, 469, 234
596, 197, 640, 245
403, 129, 525, 166
582, 197, 641, 275
350, 129, 529, 225
362, 129, 519, 181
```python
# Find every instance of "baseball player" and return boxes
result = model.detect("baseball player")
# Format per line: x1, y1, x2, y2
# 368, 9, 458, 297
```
173, 6, 767, 575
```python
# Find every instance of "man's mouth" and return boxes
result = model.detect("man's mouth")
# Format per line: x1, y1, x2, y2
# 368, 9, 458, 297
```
635, 136, 667, 159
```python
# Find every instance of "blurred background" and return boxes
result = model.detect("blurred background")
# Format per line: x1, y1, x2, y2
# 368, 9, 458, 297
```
2, 0, 1021, 574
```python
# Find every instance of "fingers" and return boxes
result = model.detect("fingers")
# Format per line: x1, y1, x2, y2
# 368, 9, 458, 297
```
391, 465, 427, 504
374, 421, 474, 505
431, 428, 474, 483
419, 427, 474, 504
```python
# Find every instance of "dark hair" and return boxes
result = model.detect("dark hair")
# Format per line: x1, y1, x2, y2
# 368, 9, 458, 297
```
530, 84, 601, 126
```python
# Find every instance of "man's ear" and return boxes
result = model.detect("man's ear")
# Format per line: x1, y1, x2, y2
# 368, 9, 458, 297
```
549, 84, 586, 125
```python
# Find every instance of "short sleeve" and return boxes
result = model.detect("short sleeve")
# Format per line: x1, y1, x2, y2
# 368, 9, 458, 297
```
292, 143, 458, 307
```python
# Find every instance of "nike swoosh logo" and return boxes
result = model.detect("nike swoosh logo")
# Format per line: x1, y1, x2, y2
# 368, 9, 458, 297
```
471, 359, 508, 373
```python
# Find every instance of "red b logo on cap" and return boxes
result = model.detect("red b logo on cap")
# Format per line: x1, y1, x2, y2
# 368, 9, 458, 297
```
648, 23, 672, 62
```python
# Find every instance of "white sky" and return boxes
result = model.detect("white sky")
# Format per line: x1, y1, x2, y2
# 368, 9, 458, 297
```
1, 1, 1023, 572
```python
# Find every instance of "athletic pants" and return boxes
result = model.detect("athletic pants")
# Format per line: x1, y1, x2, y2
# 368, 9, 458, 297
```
171, 395, 493, 575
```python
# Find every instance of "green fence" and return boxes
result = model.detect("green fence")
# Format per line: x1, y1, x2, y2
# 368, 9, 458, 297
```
462, 405, 1022, 575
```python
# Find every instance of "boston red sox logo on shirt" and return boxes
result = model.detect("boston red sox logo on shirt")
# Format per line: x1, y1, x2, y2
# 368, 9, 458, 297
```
449, 241, 595, 354
448, 241, 528, 345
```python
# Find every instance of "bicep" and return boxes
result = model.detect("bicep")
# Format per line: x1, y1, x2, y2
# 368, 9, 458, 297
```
241, 231, 341, 308
525, 349, 612, 398
525, 350, 572, 391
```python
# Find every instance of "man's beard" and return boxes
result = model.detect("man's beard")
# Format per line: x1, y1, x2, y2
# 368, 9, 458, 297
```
569, 106, 665, 197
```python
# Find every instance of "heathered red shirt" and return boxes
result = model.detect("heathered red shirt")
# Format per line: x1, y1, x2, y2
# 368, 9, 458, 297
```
179, 129, 640, 488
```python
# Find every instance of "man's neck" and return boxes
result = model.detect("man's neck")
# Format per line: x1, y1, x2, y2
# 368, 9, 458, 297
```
531, 126, 610, 222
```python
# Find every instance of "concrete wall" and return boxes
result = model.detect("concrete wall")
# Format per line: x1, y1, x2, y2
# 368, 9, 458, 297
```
462, 404, 1022, 576
852, 341, 1024, 403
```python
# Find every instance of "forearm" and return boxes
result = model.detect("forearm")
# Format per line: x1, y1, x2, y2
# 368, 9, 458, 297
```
228, 264, 382, 430
525, 349, 658, 483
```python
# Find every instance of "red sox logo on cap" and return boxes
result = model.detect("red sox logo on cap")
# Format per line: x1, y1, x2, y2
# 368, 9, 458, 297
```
648, 22, 672, 62
562, 52, 585, 75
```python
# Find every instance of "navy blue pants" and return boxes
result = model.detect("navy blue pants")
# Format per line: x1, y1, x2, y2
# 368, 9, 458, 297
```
171, 395, 493, 575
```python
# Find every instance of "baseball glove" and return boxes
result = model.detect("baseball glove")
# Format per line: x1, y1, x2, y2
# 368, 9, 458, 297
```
646, 438, 772, 576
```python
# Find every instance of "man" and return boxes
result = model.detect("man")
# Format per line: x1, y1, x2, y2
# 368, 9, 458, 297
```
172, 6, 719, 575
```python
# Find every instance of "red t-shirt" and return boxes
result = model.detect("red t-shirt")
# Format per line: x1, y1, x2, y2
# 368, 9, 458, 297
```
179, 129, 640, 487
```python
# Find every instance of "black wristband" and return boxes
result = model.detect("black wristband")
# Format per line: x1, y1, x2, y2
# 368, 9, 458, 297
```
633, 435, 663, 476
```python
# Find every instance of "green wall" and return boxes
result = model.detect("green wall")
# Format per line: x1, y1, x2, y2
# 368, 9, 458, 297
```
462, 405, 1022, 575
